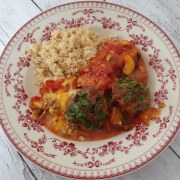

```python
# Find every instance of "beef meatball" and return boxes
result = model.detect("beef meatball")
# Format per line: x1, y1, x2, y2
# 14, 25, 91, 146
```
112, 77, 150, 115
66, 86, 108, 129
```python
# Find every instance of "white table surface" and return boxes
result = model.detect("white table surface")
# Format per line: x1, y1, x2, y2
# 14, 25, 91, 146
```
0, 0, 179, 180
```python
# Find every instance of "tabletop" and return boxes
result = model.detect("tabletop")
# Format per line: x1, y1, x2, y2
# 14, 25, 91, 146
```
0, 0, 179, 180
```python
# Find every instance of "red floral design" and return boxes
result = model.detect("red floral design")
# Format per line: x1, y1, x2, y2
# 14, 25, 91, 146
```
62, 16, 122, 30
73, 158, 115, 168
10, 55, 44, 133
19, 110, 43, 133
100, 17, 121, 30
18, 27, 40, 51
60, 17, 86, 29
53, 140, 78, 157
12, 56, 31, 107
127, 18, 145, 32
42, 23, 59, 41
97, 141, 130, 156
129, 34, 153, 51
39, 13, 149, 43
126, 124, 149, 146
4, 64, 13, 97
117, 15, 145, 32
72, 9, 104, 17
149, 48, 164, 76
165, 58, 177, 90
24, 133, 56, 158
17, 56, 31, 68
153, 106, 173, 137
51, 138, 130, 161
154, 89, 168, 105
41, 15, 123, 39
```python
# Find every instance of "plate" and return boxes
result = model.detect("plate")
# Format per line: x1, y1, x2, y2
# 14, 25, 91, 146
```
0, 1, 179, 179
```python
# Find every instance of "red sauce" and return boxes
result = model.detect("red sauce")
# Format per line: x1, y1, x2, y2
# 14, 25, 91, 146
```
77, 48, 117, 90
63, 120, 124, 141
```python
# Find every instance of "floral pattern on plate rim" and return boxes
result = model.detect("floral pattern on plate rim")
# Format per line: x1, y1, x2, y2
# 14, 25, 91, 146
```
0, 1, 179, 179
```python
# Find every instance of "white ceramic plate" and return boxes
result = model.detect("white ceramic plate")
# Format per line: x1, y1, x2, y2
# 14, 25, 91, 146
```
0, 1, 179, 179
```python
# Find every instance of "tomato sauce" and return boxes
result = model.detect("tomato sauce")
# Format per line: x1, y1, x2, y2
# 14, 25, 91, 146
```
62, 120, 123, 141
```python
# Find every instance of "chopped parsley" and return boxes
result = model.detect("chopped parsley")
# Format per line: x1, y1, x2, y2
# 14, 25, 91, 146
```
74, 92, 90, 107
65, 92, 107, 129
92, 97, 107, 120
118, 77, 138, 89
124, 92, 133, 101
118, 77, 149, 102
139, 94, 146, 101
65, 104, 81, 121
83, 121, 100, 129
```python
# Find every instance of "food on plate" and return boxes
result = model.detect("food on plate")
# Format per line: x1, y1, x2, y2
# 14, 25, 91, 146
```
112, 77, 150, 114
66, 86, 108, 129
29, 27, 163, 141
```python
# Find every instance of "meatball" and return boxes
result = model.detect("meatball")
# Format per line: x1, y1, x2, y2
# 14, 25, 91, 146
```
66, 86, 108, 129
112, 77, 150, 115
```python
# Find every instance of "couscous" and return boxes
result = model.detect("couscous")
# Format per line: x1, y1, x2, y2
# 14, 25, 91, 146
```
28, 27, 104, 84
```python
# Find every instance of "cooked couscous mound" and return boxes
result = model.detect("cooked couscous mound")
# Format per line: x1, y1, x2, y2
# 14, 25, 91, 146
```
28, 27, 104, 84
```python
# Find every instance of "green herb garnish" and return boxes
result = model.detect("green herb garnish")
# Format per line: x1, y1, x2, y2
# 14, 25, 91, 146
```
118, 77, 148, 103
124, 92, 133, 101
65, 92, 106, 129
65, 104, 81, 121
74, 93, 90, 107
79, 97, 90, 106
139, 94, 146, 101
83, 121, 100, 129
92, 97, 107, 120
96, 110, 106, 120
118, 77, 138, 89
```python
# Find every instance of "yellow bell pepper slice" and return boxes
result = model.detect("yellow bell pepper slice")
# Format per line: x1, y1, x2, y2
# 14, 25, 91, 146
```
121, 40, 130, 46
110, 107, 123, 126
123, 55, 135, 76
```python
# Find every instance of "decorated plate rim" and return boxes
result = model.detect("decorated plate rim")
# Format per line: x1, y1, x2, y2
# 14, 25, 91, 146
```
0, 1, 179, 179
